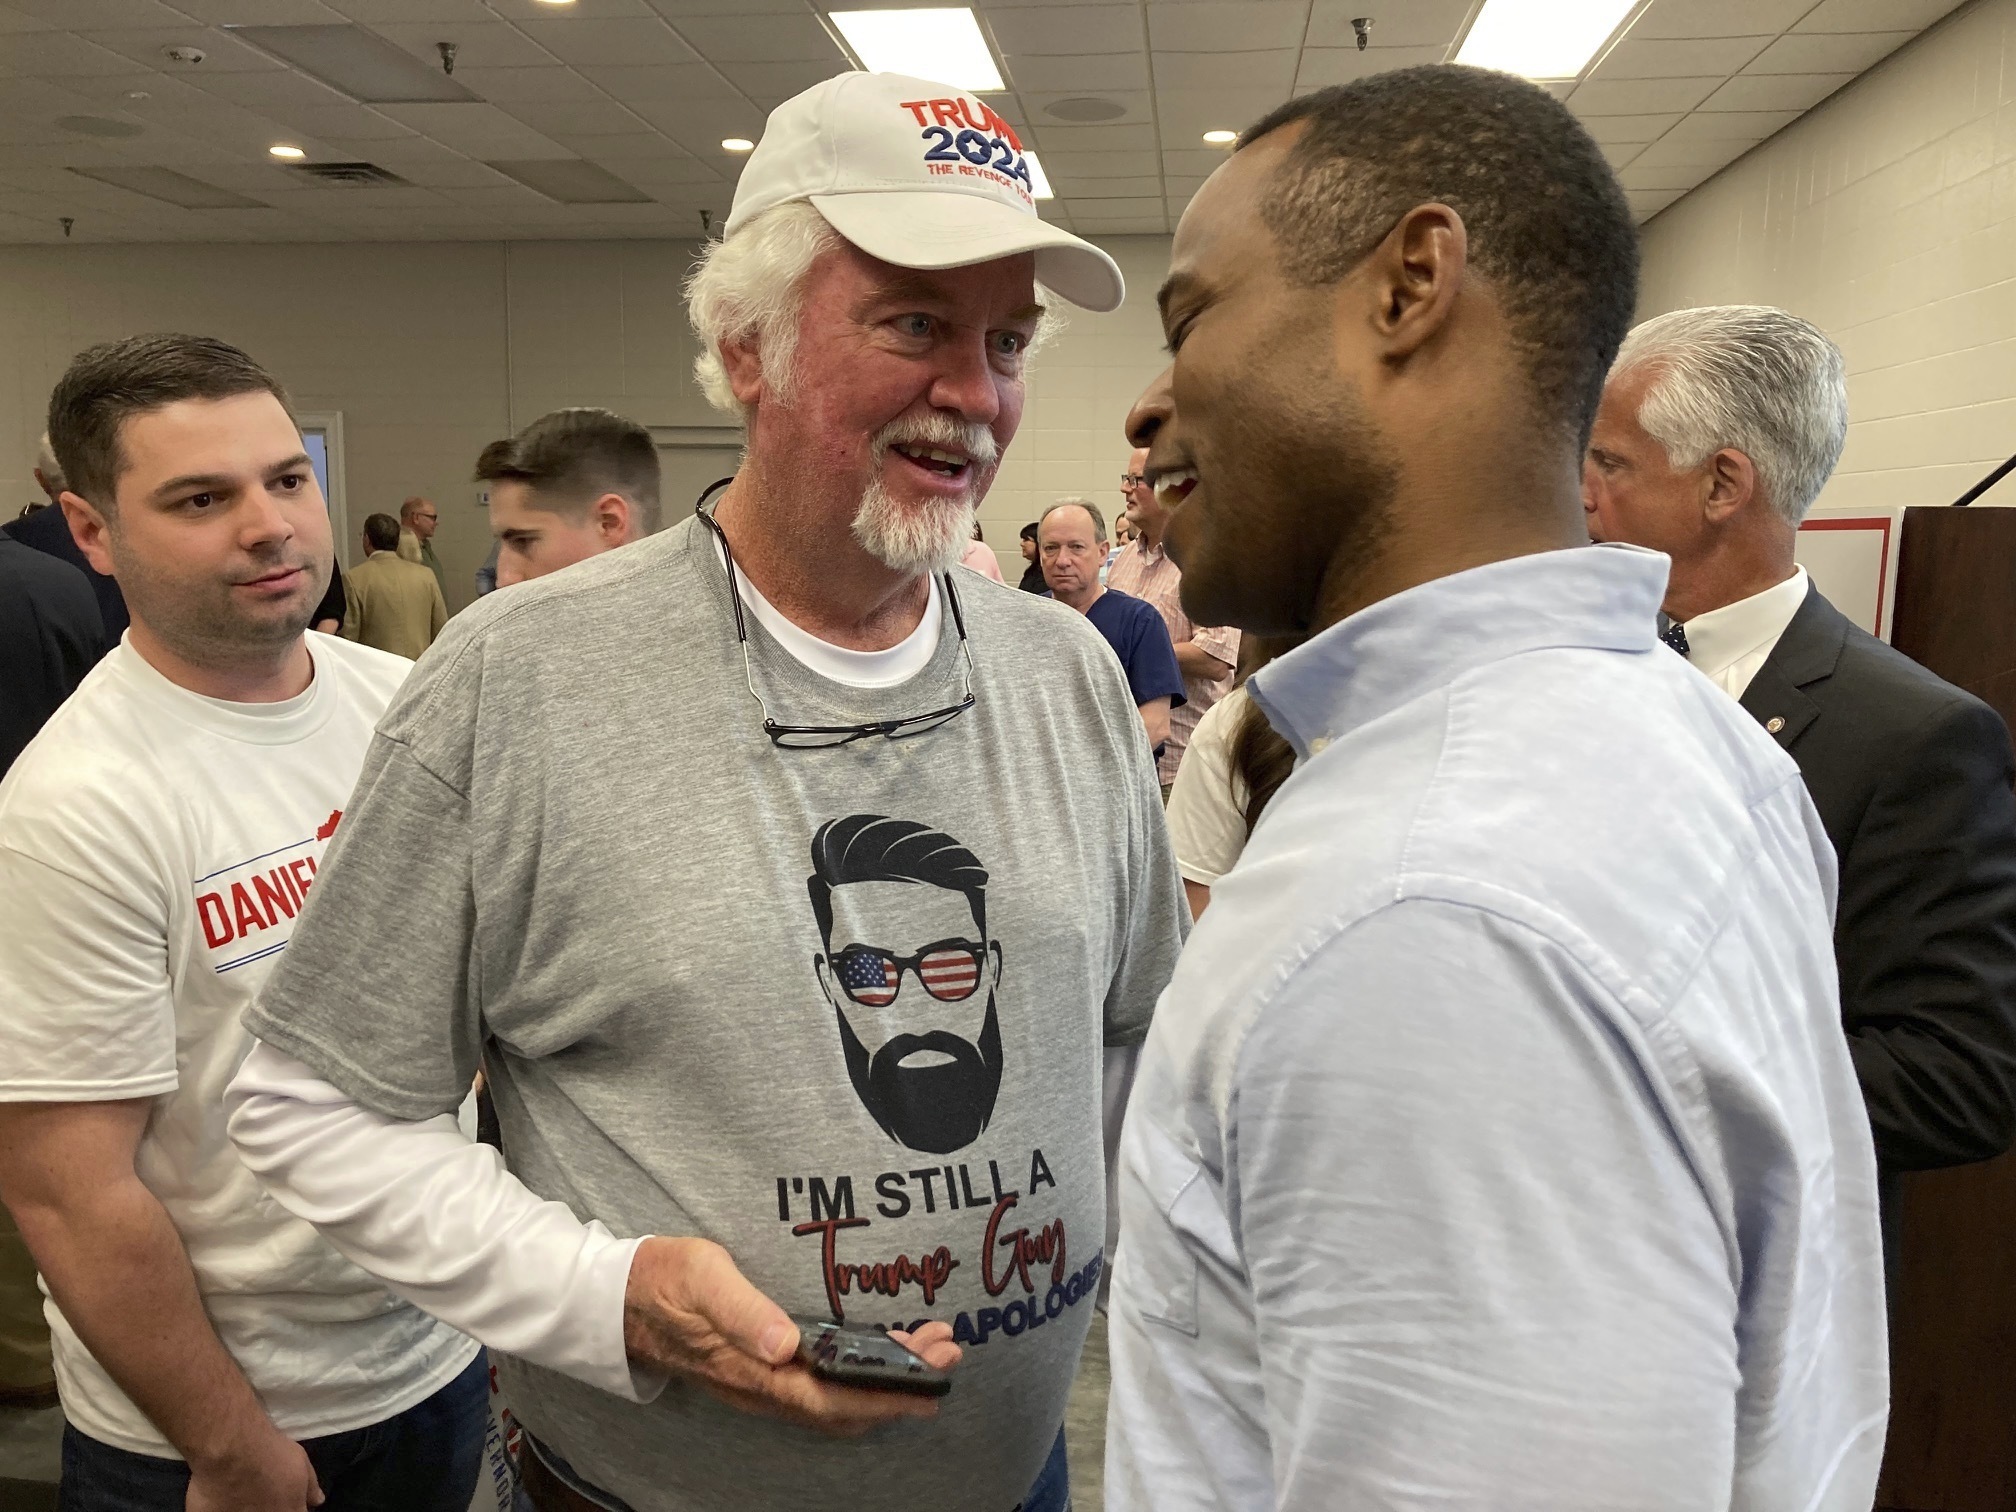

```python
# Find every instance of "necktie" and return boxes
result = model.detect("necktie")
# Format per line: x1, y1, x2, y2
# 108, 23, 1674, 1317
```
1660, 619, 1690, 657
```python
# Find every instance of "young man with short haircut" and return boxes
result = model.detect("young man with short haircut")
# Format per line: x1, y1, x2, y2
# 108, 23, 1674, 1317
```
0, 334, 483, 1511
1110, 67, 1886, 1509
477, 407, 662, 588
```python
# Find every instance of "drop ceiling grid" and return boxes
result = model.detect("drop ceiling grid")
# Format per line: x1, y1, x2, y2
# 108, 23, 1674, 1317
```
0, 0, 1975, 243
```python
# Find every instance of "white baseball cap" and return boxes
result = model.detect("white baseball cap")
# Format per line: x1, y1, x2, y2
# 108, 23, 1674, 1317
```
725, 71, 1124, 313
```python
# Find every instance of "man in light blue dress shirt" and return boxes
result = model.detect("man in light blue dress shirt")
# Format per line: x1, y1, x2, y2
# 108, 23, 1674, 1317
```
1107, 65, 1888, 1511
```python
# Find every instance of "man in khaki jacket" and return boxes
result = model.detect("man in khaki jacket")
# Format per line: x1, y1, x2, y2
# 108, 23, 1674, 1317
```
344, 513, 445, 659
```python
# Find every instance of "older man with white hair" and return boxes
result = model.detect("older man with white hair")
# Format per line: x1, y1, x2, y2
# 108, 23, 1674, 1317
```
1585, 304, 2016, 1279
221, 71, 1185, 1512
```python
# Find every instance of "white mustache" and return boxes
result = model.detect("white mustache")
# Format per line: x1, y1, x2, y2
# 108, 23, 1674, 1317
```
870, 413, 999, 469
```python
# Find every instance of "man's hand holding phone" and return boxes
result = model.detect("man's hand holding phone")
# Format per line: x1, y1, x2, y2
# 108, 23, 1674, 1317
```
622, 1236, 961, 1436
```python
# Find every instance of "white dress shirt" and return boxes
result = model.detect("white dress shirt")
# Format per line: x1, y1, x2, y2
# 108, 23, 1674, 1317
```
1105, 545, 1887, 1511
1676, 566, 1808, 698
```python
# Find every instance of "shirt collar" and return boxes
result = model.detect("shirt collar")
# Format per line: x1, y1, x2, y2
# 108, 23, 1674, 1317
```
1248, 544, 1669, 758
1679, 567, 1808, 680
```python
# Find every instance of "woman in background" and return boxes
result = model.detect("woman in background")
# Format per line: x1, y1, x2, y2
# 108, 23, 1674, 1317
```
1164, 636, 1301, 918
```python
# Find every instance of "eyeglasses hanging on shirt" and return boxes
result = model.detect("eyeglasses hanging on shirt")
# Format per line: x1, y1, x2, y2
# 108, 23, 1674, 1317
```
694, 483, 976, 749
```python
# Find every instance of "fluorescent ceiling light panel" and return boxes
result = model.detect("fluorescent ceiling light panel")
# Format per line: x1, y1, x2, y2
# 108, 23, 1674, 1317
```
1024, 149, 1053, 200
1455, 0, 1639, 80
227, 25, 477, 104
68, 166, 265, 210
488, 159, 652, 205
829, 9, 1004, 92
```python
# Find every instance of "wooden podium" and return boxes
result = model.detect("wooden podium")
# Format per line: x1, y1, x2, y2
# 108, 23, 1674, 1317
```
1873, 504, 2016, 1512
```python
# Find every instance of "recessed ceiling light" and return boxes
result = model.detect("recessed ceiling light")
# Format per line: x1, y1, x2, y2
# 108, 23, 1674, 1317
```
534, 0, 576, 5
1202, 130, 1236, 145
269, 143, 305, 160
1454, 0, 1640, 80
722, 138, 754, 152
1024, 149, 1053, 200
828, 8, 1004, 92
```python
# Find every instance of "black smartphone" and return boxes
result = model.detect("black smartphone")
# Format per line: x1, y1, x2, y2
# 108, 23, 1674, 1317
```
793, 1317, 953, 1397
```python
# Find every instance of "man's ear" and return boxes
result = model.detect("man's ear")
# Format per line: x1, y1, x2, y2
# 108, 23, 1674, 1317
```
593, 493, 631, 545
722, 335, 766, 408
1702, 448, 1759, 526
58, 491, 115, 578
1358, 202, 1468, 363
987, 939, 1003, 987
814, 953, 837, 1007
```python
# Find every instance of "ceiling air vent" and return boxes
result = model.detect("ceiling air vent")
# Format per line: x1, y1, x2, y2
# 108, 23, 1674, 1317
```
286, 162, 411, 187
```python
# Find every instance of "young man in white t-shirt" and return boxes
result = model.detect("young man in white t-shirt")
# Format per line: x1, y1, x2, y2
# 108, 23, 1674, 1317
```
0, 334, 483, 1511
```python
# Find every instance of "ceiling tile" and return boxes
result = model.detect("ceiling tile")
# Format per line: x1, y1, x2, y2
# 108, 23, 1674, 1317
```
1601, 141, 1642, 168
1070, 212, 1168, 232
1618, 161, 1711, 191
1575, 112, 1686, 144
0, 30, 148, 75
6, 0, 192, 24
1568, 75, 1723, 115
1627, 0, 1815, 37
1154, 87, 1288, 137
1007, 52, 1149, 93
1590, 36, 1772, 79
1657, 109, 1800, 142
85, 28, 285, 72
371, 21, 560, 71
457, 66, 612, 105
1033, 121, 1159, 153
320, 0, 495, 19
484, 0, 659, 15
1296, 44, 1447, 89
1631, 135, 1750, 169
1627, 187, 1685, 220
1148, 2, 1310, 52
1304, 0, 1472, 50
715, 60, 845, 105
1031, 147, 1161, 178
511, 17, 698, 68
1154, 49, 1294, 90
184, 68, 352, 110
504, 100, 651, 137
987, 6, 1142, 57
281, 106, 419, 141
1697, 72, 1855, 111
574, 62, 743, 99
665, 12, 841, 63
374, 101, 577, 158
1052, 173, 1162, 197
1159, 146, 1234, 174
1745, 30, 1916, 73
1023, 89, 1153, 126
624, 94, 766, 146
1790, 0, 1966, 33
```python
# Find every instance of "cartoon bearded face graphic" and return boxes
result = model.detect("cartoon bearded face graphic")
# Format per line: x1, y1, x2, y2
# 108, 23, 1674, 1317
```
809, 815, 1004, 1154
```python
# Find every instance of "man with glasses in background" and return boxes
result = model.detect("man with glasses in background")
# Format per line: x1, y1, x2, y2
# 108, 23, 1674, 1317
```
223, 70, 1184, 1512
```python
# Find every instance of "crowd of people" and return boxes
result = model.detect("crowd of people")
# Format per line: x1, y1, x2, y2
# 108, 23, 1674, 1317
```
0, 57, 2013, 1512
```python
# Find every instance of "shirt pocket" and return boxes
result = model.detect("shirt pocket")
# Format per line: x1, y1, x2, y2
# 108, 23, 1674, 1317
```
1120, 1114, 1207, 1337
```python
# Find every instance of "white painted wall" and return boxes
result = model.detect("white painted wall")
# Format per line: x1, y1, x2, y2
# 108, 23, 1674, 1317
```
0, 232, 1174, 609
1637, 0, 2016, 513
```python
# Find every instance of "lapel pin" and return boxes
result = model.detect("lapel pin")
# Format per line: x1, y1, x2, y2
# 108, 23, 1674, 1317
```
1766, 716, 1786, 734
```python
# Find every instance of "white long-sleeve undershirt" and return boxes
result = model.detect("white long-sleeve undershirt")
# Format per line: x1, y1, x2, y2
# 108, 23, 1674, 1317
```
224, 1041, 660, 1404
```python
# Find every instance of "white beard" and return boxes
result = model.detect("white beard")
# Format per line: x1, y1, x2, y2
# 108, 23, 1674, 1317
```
851, 476, 976, 576
850, 412, 998, 575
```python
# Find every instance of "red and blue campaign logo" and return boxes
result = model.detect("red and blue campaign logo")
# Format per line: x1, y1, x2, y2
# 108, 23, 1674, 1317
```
897, 96, 1034, 201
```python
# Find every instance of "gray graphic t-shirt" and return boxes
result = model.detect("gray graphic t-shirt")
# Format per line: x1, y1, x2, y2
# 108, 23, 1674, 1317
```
249, 517, 1187, 1511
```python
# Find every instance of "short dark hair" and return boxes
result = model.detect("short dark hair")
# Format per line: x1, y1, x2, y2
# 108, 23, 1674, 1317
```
808, 815, 988, 944
1019, 521, 1039, 543
1238, 65, 1639, 449
363, 513, 402, 552
474, 407, 662, 535
47, 333, 293, 512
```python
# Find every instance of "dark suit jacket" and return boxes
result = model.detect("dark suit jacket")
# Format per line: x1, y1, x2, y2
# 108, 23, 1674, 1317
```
0, 536, 105, 775
1741, 584, 2016, 1232
3, 502, 127, 641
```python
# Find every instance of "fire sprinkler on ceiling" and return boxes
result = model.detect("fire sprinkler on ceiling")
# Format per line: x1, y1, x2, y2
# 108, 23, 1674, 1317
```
1351, 17, 1373, 50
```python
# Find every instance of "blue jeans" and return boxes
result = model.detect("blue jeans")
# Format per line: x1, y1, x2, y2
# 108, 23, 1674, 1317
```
524, 1425, 1070, 1511
58, 1350, 489, 1512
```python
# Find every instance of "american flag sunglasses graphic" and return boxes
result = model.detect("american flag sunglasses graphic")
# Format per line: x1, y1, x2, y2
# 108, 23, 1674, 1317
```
834, 941, 986, 1007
